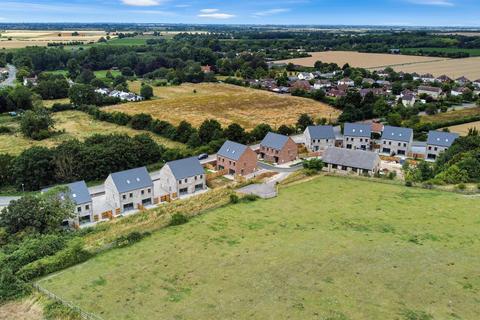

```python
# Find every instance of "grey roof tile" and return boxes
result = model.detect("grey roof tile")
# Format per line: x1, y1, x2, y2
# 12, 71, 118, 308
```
427, 131, 459, 148
322, 147, 380, 170
344, 123, 371, 138
305, 125, 336, 140
381, 126, 413, 143
167, 157, 204, 180
217, 140, 249, 161
111, 167, 153, 193
260, 132, 290, 150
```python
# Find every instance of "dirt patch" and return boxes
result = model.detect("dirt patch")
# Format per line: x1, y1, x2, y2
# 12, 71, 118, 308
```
0, 297, 43, 320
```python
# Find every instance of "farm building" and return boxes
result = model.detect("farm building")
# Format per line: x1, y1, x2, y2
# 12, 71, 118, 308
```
260, 132, 298, 164
304, 125, 336, 152
343, 123, 372, 151
426, 131, 459, 161
216, 140, 257, 176
158, 157, 206, 198
104, 167, 154, 214
322, 147, 381, 176
380, 126, 413, 156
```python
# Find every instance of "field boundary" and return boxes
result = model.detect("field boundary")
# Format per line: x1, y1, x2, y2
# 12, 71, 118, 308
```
32, 282, 103, 320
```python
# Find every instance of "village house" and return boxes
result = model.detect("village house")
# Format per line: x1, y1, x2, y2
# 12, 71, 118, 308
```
96, 88, 143, 102
260, 132, 298, 164
343, 123, 372, 151
297, 72, 315, 81
426, 131, 459, 161
304, 125, 336, 152
420, 73, 436, 83
338, 77, 355, 87
313, 79, 332, 90
455, 76, 470, 86
437, 75, 452, 83
23, 76, 38, 87
362, 78, 375, 85
104, 167, 154, 214
451, 87, 471, 97
418, 86, 443, 99
376, 70, 389, 78
474, 79, 480, 88
216, 140, 257, 176
401, 93, 416, 107
360, 88, 385, 98
327, 88, 347, 98
322, 147, 381, 176
42, 180, 94, 227
380, 125, 413, 156
158, 157, 206, 198
291, 80, 312, 91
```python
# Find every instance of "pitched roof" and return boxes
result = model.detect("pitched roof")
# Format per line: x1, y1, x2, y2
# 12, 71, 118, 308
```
260, 132, 291, 150
217, 140, 249, 161
166, 157, 204, 180
42, 180, 92, 205
381, 125, 413, 143
322, 147, 379, 170
343, 123, 371, 138
427, 131, 459, 148
110, 167, 152, 193
418, 86, 442, 93
305, 125, 335, 140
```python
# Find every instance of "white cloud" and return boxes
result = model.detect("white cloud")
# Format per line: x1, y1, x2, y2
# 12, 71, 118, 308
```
254, 8, 290, 16
198, 8, 235, 19
129, 10, 174, 15
407, 0, 454, 6
199, 9, 219, 13
121, 0, 166, 7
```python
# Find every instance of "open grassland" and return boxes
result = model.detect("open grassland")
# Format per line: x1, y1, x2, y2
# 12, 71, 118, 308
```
275, 51, 442, 68
104, 82, 340, 129
0, 111, 185, 155
446, 120, 480, 136
0, 29, 111, 49
39, 176, 480, 320
420, 107, 480, 124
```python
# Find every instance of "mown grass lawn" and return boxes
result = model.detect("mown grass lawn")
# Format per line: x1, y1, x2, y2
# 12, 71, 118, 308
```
38, 176, 480, 320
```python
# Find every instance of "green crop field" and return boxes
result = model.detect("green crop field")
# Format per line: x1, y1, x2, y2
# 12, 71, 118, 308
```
38, 176, 480, 320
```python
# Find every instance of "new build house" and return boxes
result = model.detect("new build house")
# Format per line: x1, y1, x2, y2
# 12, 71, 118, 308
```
380, 125, 413, 156
426, 131, 459, 161
322, 147, 381, 176
259, 132, 298, 164
105, 166, 154, 214
158, 157, 206, 198
217, 140, 257, 176
343, 123, 371, 150
43, 180, 93, 227
304, 125, 336, 152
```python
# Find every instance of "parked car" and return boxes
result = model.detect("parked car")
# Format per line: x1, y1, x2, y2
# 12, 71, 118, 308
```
198, 153, 209, 160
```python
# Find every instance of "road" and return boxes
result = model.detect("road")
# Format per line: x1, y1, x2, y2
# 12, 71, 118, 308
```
0, 64, 17, 87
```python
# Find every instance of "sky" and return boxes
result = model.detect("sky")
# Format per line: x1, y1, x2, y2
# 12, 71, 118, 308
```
1, 0, 480, 26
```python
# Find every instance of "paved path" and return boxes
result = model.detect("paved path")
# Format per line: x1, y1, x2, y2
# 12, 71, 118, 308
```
257, 161, 304, 173
237, 171, 296, 199
0, 64, 17, 87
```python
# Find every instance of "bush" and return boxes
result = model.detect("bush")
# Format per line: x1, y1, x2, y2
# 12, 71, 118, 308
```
0, 126, 12, 134
229, 194, 239, 204
114, 231, 149, 248
303, 168, 318, 176
50, 103, 74, 112
170, 213, 188, 226
405, 181, 413, 187
457, 183, 466, 190
303, 158, 324, 171
0, 268, 30, 302
242, 194, 259, 202
17, 239, 91, 281
387, 171, 397, 180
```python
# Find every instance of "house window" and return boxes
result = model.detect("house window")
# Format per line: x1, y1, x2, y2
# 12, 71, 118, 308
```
184, 178, 187, 183
398, 143, 401, 147
200, 175, 203, 179
77, 207, 81, 213
404, 143, 407, 147
195, 176, 197, 180
122, 194, 126, 200
85, 205, 90, 210
428, 146, 432, 150
141, 190, 145, 195
129, 193, 133, 198
360, 138, 363, 142
148, 188, 151, 193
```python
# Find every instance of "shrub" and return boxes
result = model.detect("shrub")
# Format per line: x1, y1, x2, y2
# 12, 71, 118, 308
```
242, 194, 259, 202
0, 268, 30, 302
303, 168, 318, 176
170, 213, 188, 226
457, 183, 466, 190
303, 158, 324, 171
114, 231, 149, 248
387, 171, 397, 180
405, 181, 413, 187
229, 194, 239, 204
17, 239, 91, 281
50, 103, 74, 112
0, 126, 12, 134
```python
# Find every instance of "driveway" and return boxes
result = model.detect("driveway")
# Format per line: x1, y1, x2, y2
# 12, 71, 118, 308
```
237, 172, 292, 199
0, 64, 17, 88
257, 161, 303, 173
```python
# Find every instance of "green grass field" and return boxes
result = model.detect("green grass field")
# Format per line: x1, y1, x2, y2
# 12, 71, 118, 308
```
43, 69, 121, 79
403, 47, 480, 57
38, 176, 480, 320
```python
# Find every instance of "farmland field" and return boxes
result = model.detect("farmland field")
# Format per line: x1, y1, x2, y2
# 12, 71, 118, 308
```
0, 111, 185, 155
275, 51, 442, 68
446, 120, 480, 136
104, 82, 340, 129
276, 51, 480, 79
420, 107, 480, 124
403, 47, 480, 57
0, 29, 111, 49
38, 176, 480, 320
